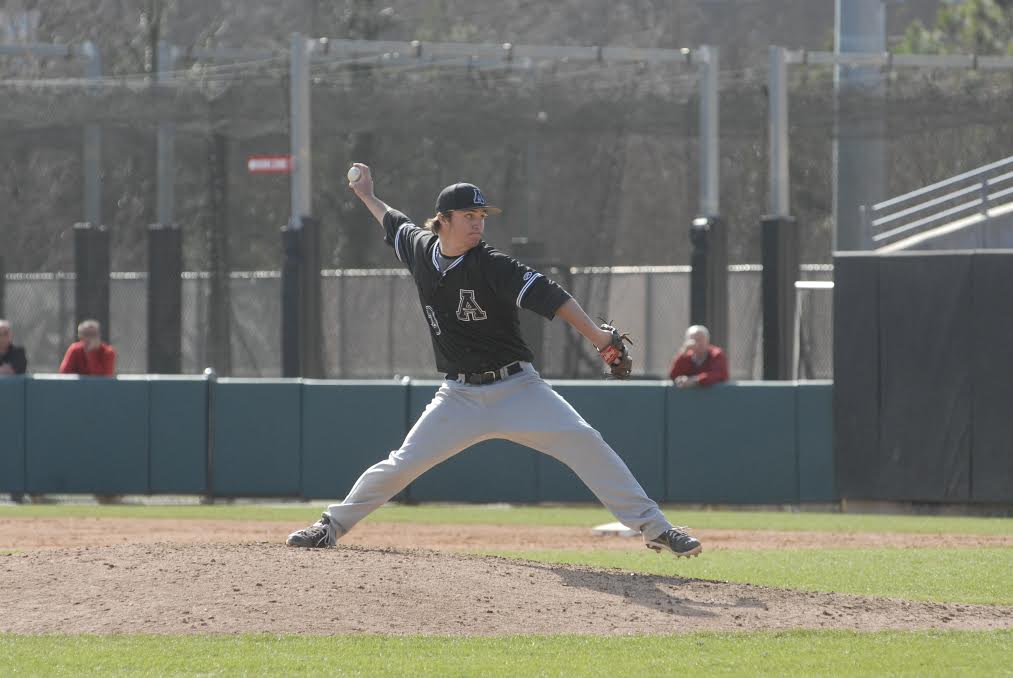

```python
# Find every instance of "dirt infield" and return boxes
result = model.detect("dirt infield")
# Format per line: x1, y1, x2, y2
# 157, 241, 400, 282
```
3, 517, 1013, 552
1, 518, 1011, 635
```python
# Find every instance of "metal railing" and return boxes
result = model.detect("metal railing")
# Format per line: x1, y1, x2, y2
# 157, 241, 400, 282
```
865, 155, 1013, 250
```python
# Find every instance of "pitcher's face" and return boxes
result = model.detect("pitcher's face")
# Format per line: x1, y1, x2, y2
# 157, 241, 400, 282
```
440, 209, 487, 254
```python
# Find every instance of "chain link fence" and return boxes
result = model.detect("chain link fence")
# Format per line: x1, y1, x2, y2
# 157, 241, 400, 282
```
794, 281, 834, 381
3, 39, 1012, 382
3, 264, 834, 380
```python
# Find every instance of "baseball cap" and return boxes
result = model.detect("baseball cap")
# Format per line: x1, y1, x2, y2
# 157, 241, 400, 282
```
435, 183, 502, 215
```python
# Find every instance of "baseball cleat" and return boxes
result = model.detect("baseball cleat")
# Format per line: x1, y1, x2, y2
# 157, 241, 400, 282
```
286, 513, 337, 548
646, 527, 702, 558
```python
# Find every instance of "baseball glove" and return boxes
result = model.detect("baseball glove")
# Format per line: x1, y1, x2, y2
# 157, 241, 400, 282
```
598, 322, 633, 379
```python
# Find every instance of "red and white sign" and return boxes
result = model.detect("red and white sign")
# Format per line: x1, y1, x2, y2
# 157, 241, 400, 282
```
247, 155, 293, 174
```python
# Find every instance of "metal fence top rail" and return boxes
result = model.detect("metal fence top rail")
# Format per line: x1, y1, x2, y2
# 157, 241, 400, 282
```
311, 38, 704, 65
0, 36, 707, 91
784, 49, 1013, 70
11, 40, 1013, 73
570, 264, 833, 274
190, 37, 705, 66
4, 263, 835, 282
0, 42, 74, 58
174, 43, 1013, 71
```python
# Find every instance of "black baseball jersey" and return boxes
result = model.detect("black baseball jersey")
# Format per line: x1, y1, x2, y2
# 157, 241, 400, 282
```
383, 209, 571, 374
0, 345, 27, 374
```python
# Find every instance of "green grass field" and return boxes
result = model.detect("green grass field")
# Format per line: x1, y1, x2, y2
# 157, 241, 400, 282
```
2, 631, 1012, 677
484, 547, 1013, 605
2, 504, 1012, 676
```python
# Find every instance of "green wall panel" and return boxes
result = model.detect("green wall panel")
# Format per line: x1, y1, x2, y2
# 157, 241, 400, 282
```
26, 376, 149, 493
539, 381, 667, 502
149, 377, 208, 494
405, 382, 538, 503
301, 381, 410, 500
14, 378, 836, 503
0, 376, 26, 492
796, 382, 836, 502
666, 382, 799, 504
211, 379, 301, 497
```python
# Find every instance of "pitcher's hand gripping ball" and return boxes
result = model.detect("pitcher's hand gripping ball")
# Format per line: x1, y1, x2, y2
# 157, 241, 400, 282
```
347, 166, 362, 183
598, 323, 633, 379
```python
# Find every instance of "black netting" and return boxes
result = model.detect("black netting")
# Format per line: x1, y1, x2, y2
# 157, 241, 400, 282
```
3, 47, 1013, 377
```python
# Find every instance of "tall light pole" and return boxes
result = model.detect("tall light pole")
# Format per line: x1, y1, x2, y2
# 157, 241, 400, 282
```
834, 0, 886, 250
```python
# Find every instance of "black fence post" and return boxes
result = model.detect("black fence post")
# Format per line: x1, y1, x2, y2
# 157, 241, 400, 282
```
73, 222, 110, 340
205, 133, 231, 376
761, 215, 798, 380
147, 223, 182, 373
281, 216, 323, 378
301, 217, 323, 379
281, 226, 300, 378
688, 216, 728, 350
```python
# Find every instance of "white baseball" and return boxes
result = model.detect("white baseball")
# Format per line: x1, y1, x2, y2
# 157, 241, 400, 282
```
347, 166, 362, 183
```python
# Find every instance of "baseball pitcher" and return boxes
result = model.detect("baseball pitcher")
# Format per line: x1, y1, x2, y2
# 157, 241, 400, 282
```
287, 165, 702, 558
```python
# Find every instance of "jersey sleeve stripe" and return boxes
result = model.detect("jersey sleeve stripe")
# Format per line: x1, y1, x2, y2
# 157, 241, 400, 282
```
393, 223, 408, 262
515, 273, 543, 308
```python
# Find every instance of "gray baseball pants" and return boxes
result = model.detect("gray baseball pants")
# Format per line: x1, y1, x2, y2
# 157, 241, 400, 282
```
326, 362, 672, 541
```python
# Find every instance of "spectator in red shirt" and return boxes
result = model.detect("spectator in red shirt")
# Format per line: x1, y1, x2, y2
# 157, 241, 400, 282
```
60, 319, 116, 376
668, 324, 728, 388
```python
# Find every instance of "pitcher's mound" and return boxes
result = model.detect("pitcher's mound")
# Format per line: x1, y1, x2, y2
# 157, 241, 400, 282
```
1, 543, 1010, 635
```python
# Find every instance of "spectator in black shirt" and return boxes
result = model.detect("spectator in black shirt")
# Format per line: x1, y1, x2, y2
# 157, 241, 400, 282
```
0, 320, 27, 376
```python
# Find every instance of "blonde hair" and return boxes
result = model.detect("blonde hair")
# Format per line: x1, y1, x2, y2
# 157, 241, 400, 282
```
423, 212, 447, 233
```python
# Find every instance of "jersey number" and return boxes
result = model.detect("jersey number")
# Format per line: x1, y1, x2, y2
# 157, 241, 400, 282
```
456, 290, 488, 322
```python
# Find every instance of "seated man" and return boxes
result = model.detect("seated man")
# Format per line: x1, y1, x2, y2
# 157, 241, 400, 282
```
0, 319, 27, 376
59, 319, 116, 376
668, 324, 728, 388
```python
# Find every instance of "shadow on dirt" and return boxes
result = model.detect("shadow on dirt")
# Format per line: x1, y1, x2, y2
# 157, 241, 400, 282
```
506, 557, 769, 619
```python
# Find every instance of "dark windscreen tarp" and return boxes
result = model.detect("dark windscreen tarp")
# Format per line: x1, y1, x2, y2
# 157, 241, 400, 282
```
877, 254, 972, 501
971, 252, 1013, 501
833, 254, 881, 499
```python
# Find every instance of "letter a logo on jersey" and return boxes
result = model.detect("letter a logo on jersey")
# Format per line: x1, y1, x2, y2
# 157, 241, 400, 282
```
456, 289, 487, 321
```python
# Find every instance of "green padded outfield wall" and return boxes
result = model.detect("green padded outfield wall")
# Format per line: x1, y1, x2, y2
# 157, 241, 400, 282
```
666, 382, 799, 503
300, 381, 409, 499
405, 382, 539, 503
11, 378, 836, 502
796, 382, 835, 502
25, 376, 150, 494
540, 381, 667, 502
0, 376, 26, 492
148, 376, 208, 494
211, 379, 301, 497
